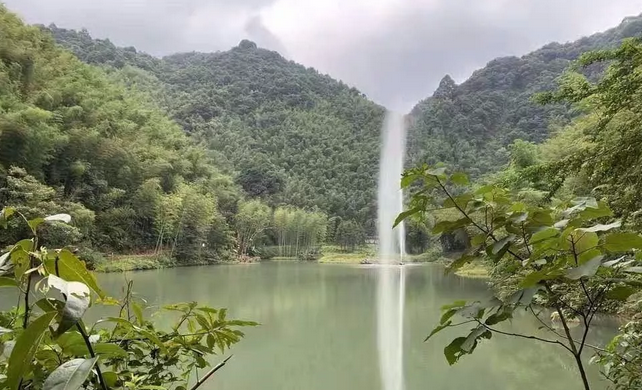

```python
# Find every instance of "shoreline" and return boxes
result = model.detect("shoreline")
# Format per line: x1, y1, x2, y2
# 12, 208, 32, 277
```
93, 250, 491, 280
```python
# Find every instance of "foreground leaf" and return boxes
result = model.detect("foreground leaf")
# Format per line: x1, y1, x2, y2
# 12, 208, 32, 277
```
48, 275, 91, 336
444, 337, 467, 365
566, 256, 603, 280
604, 233, 642, 252
6, 312, 57, 390
45, 250, 105, 298
43, 357, 97, 390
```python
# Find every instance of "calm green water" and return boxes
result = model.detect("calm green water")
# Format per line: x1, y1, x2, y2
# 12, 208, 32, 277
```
94, 262, 612, 390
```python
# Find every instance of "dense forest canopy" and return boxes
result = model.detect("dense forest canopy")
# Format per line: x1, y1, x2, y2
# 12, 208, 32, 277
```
46, 26, 386, 233
406, 14, 642, 178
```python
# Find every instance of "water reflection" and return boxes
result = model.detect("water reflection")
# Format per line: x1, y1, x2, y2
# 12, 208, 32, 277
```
2, 262, 615, 390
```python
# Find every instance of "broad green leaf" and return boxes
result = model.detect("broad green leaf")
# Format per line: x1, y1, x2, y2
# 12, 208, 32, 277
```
0, 277, 16, 287
35, 349, 60, 366
400, 173, 419, 188
554, 219, 569, 229
475, 185, 495, 195
444, 337, 467, 365
102, 372, 119, 388
11, 249, 29, 280
603, 256, 627, 268
491, 235, 515, 256
6, 312, 57, 390
35, 298, 65, 313
510, 212, 528, 223
520, 269, 561, 288
0, 207, 15, 228
443, 193, 473, 209
27, 218, 45, 233
564, 231, 598, 253
425, 321, 451, 342
393, 207, 422, 228
485, 310, 512, 326
440, 309, 458, 325
132, 301, 144, 325
44, 214, 72, 224
530, 228, 558, 243
432, 217, 471, 234
426, 167, 447, 177
529, 210, 554, 226
470, 234, 487, 246
578, 248, 602, 265
441, 301, 467, 311
45, 250, 105, 298
580, 221, 622, 233
450, 172, 469, 186
56, 332, 86, 356
462, 326, 491, 353
43, 357, 97, 390
566, 256, 603, 280
606, 286, 637, 301
93, 343, 127, 358
47, 275, 91, 336
604, 233, 642, 252
579, 201, 612, 220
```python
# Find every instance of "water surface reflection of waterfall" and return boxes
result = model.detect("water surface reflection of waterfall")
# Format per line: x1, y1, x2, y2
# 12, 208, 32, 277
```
377, 112, 406, 390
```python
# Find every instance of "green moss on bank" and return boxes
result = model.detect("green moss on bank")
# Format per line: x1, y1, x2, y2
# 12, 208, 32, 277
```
317, 245, 375, 263
94, 253, 176, 273
454, 261, 490, 279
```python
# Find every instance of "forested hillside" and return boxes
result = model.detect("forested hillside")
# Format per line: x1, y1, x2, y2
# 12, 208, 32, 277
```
0, 6, 244, 263
46, 26, 386, 232
407, 14, 642, 177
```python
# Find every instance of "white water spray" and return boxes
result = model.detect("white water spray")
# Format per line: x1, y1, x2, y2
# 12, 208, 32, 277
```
377, 112, 406, 390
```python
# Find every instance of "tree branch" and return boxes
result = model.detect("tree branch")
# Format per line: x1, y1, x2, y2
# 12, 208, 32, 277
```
474, 319, 573, 353
435, 177, 525, 262
189, 355, 233, 390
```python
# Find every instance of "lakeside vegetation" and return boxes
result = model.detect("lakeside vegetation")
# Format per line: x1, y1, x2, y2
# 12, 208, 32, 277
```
3, 2, 642, 389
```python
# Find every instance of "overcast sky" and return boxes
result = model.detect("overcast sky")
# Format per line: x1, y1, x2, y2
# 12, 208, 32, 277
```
5, 0, 642, 111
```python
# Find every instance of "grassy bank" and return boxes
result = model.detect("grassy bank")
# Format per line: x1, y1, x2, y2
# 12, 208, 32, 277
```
454, 261, 490, 279
317, 245, 376, 263
94, 253, 177, 272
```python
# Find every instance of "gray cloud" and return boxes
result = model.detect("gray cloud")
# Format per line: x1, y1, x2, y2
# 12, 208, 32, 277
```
4, 0, 642, 110
245, 14, 288, 56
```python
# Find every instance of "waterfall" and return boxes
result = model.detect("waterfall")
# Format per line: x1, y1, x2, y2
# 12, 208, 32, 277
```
377, 111, 406, 390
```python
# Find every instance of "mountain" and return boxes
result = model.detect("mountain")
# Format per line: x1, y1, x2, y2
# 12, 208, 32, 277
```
45, 27, 386, 232
43, 13, 642, 232
407, 14, 642, 178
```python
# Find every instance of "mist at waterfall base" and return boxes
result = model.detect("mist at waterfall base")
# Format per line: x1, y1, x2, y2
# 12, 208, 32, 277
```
377, 112, 407, 390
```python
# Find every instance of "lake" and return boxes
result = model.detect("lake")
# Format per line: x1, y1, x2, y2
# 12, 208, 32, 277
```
94, 262, 613, 390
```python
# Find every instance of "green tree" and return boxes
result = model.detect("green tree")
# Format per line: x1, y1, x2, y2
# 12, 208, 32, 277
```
335, 220, 365, 252
0, 208, 256, 390
235, 200, 271, 256
398, 166, 642, 390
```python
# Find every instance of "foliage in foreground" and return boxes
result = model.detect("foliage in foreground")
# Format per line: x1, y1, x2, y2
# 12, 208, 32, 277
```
0, 208, 256, 390
397, 166, 642, 390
